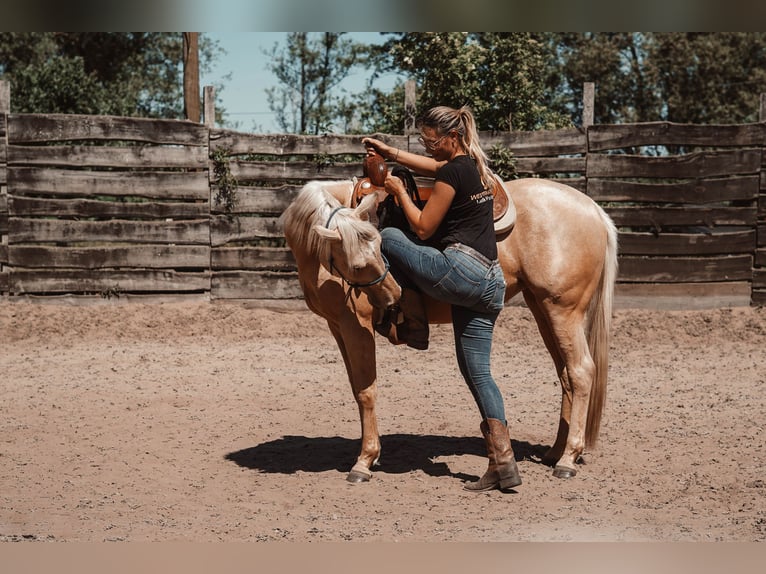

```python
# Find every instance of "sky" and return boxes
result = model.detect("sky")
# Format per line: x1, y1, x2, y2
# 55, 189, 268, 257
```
199, 32, 400, 133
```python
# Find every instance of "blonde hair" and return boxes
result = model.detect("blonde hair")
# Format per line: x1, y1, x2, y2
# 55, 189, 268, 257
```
417, 105, 493, 190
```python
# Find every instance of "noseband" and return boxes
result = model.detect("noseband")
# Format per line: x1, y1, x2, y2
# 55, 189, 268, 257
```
325, 206, 390, 288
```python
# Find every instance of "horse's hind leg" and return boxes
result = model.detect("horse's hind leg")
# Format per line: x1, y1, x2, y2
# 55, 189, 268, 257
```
522, 292, 571, 465
329, 316, 381, 483
546, 308, 595, 478
525, 292, 595, 478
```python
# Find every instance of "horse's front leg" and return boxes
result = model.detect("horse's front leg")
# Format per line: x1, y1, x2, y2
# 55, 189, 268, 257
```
329, 310, 380, 483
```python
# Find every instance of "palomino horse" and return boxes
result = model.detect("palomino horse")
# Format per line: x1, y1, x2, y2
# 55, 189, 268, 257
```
281, 177, 618, 483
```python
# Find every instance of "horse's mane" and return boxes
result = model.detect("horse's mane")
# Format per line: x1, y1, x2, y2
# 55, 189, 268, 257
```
281, 180, 380, 264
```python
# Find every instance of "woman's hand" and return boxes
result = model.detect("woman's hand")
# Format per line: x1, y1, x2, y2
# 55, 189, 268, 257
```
384, 174, 406, 198
362, 137, 395, 161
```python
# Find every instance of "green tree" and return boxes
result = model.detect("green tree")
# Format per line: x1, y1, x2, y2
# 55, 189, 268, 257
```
545, 32, 766, 125
543, 32, 658, 125
365, 32, 570, 133
265, 32, 368, 134
647, 32, 766, 124
0, 32, 222, 118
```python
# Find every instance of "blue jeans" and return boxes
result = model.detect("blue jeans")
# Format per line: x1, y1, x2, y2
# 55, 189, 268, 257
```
380, 227, 507, 423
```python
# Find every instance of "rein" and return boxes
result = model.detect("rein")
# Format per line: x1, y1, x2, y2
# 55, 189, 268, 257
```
324, 206, 390, 288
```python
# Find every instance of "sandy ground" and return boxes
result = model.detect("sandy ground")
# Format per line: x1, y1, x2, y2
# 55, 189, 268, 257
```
1, 299, 765, 543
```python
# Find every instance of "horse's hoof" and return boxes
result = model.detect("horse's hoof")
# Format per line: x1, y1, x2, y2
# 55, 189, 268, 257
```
346, 470, 371, 483
552, 465, 577, 479
346, 462, 372, 483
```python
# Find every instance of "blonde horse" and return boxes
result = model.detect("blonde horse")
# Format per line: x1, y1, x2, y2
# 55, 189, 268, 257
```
281, 177, 618, 483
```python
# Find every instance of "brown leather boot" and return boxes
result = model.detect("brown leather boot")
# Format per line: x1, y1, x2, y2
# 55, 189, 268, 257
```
374, 288, 429, 350
464, 418, 522, 492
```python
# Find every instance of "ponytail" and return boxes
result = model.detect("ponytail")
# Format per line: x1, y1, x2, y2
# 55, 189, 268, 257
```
457, 106, 493, 190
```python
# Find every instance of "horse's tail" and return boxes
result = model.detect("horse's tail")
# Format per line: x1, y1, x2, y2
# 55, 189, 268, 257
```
584, 207, 618, 447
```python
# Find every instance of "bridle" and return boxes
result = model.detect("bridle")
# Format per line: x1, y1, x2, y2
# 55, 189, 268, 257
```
324, 206, 391, 288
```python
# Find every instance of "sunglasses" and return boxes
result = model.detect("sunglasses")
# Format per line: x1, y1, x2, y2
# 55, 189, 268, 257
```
418, 134, 448, 149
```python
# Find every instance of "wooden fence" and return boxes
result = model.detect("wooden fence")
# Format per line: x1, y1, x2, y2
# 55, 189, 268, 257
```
1, 85, 765, 306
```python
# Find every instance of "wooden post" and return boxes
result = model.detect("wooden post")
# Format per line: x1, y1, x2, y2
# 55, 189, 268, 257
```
404, 79, 416, 136
203, 86, 216, 128
0, 80, 9, 114
582, 82, 595, 198
183, 32, 201, 123
582, 82, 595, 128
760, 93, 765, 122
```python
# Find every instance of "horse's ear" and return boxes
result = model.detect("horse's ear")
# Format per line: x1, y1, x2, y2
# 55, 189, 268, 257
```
354, 192, 378, 221
313, 225, 342, 243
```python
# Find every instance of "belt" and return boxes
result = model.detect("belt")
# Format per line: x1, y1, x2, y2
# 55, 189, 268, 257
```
445, 243, 497, 269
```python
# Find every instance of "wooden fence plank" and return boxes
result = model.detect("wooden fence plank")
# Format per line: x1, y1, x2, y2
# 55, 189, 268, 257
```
617, 255, 753, 282
211, 185, 300, 215
753, 268, 766, 290
0, 193, 7, 234
587, 148, 762, 179
229, 160, 360, 182
210, 215, 283, 246
754, 223, 766, 246
211, 270, 302, 299
606, 206, 756, 228
8, 114, 208, 145
513, 156, 585, 175
9, 196, 209, 219
587, 175, 759, 204
9, 245, 211, 269
9, 168, 209, 200
210, 129, 405, 156
756, 248, 766, 267
615, 281, 752, 309
482, 128, 586, 156
9, 218, 210, 245
588, 121, 766, 151
211, 246, 295, 271
8, 144, 208, 169
9, 269, 211, 294
618, 230, 756, 255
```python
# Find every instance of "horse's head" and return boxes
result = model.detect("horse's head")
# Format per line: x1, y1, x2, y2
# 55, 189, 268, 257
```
312, 193, 401, 310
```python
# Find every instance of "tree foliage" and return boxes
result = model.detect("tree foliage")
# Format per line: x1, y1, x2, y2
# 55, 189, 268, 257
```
365, 32, 766, 132
545, 32, 766, 125
4, 32, 765, 133
264, 32, 368, 134
648, 32, 766, 124
0, 32, 221, 118
367, 32, 570, 133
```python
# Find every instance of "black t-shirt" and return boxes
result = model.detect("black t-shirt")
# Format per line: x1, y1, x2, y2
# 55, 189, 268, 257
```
433, 155, 497, 260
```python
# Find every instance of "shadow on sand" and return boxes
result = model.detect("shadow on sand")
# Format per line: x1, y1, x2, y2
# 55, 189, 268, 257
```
225, 434, 550, 481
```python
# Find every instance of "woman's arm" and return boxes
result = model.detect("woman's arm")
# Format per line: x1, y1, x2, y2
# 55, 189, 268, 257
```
386, 175, 454, 241
362, 137, 446, 178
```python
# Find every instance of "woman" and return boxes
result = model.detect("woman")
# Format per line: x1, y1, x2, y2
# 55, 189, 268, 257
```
362, 105, 521, 492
